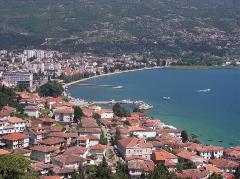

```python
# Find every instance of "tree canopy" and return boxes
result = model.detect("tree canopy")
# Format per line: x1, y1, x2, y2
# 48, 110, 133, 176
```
0, 85, 19, 110
208, 173, 223, 179
181, 130, 189, 143
147, 163, 177, 179
0, 154, 36, 179
74, 106, 84, 123
37, 80, 63, 97
112, 103, 129, 117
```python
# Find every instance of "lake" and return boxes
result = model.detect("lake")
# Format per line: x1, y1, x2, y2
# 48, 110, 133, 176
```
68, 68, 240, 147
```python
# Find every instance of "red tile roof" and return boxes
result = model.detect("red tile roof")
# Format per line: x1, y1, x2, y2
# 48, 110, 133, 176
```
64, 146, 87, 155
90, 144, 108, 151
153, 150, 178, 161
7, 117, 25, 123
118, 137, 153, 148
24, 106, 39, 110
31, 145, 56, 153
0, 149, 10, 155
40, 138, 65, 146
48, 132, 70, 138
209, 158, 239, 169
2, 133, 28, 141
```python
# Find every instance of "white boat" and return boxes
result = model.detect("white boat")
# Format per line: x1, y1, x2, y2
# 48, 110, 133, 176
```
197, 88, 211, 93
163, 96, 171, 100
113, 85, 123, 89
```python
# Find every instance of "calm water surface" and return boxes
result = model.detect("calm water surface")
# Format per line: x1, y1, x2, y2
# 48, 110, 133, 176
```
68, 68, 240, 147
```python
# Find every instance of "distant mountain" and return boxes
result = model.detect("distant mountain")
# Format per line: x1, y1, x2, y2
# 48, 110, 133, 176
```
0, 0, 240, 63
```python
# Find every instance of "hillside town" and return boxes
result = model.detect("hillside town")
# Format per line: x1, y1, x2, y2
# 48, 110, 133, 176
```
0, 49, 240, 179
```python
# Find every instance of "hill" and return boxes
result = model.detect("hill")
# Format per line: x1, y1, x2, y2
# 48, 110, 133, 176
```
1, 0, 240, 64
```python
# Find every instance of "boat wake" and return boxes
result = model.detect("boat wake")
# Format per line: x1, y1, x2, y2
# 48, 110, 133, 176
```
197, 88, 211, 93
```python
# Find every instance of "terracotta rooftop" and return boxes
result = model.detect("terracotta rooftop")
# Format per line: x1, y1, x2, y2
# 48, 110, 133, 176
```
76, 136, 89, 141
153, 150, 178, 161
90, 144, 108, 151
127, 157, 155, 172
31, 162, 54, 172
209, 158, 239, 169
78, 127, 101, 133
2, 132, 28, 141
118, 137, 153, 148
0, 149, 10, 155
40, 138, 65, 146
31, 145, 56, 153
64, 146, 87, 155
48, 132, 70, 138
53, 154, 86, 165
7, 117, 25, 123
176, 149, 201, 161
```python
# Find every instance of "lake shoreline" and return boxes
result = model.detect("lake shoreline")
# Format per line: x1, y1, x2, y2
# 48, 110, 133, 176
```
64, 66, 164, 87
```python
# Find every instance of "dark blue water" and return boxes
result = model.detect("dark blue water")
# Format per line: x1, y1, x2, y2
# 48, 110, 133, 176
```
68, 68, 240, 147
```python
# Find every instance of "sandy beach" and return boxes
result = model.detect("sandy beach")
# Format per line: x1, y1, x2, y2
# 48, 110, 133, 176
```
64, 66, 164, 87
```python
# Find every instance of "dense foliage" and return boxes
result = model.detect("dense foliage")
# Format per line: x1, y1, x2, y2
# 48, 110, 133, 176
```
74, 106, 84, 123
112, 103, 129, 117
208, 173, 223, 179
0, 85, 19, 110
176, 158, 197, 172
38, 80, 63, 97
147, 163, 178, 179
0, 154, 36, 179
181, 130, 189, 143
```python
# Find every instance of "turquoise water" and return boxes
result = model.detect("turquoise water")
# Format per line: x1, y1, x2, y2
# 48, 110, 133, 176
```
68, 68, 240, 147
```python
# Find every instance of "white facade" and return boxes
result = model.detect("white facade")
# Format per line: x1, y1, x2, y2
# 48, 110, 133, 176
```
132, 131, 156, 139
0, 119, 26, 135
31, 151, 51, 163
54, 112, 74, 123
100, 112, 114, 119
24, 109, 39, 118
198, 150, 224, 160
2, 71, 33, 88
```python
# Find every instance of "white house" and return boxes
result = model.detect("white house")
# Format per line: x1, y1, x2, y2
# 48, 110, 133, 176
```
2, 132, 29, 149
0, 117, 26, 135
52, 154, 86, 170
97, 109, 114, 119
128, 126, 156, 139
24, 106, 40, 118
75, 136, 90, 148
117, 137, 153, 160
31, 145, 56, 163
53, 108, 74, 122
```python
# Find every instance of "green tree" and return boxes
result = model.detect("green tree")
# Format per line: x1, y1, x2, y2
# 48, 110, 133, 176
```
181, 130, 189, 143
114, 161, 128, 179
113, 127, 121, 145
0, 154, 37, 179
0, 85, 19, 110
208, 173, 223, 179
235, 167, 240, 179
112, 103, 129, 117
147, 163, 177, 179
74, 106, 84, 123
37, 80, 63, 97
176, 158, 197, 172
92, 112, 101, 126
96, 157, 113, 179
99, 132, 108, 145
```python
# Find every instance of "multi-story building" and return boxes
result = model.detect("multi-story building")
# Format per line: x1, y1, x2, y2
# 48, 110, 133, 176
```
1, 71, 33, 88
2, 132, 29, 149
0, 117, 26, 136
117, 137, 153, 160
